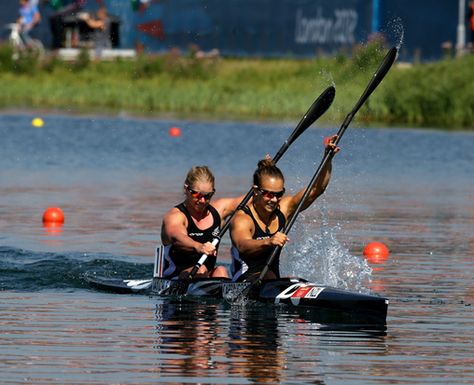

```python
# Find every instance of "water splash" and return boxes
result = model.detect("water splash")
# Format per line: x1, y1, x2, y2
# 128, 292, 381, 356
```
280, 207, 372, 293
316, 68, 336, 93
382, 17, 405, 51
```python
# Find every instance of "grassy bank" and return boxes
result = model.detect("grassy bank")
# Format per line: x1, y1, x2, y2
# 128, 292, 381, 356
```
0, 43, 473, 129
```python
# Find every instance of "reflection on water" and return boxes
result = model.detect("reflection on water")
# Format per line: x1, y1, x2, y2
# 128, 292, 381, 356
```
227, 305, 283, 384
152, 300, 388, 384
0, 114, 473, 384
0, 292, 391, 385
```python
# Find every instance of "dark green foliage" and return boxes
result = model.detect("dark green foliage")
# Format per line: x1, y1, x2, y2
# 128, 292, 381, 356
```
131, 54, 164, 78
41, 55, 63, 73
0, 44, 15, 72
130, 47, 217, 80
0, 43, 40, 74
377, 55, 474, 128
352, 34, 387, 71
163, 47, 218, 80
72, 48, 91, 72
0, 43, 473, 129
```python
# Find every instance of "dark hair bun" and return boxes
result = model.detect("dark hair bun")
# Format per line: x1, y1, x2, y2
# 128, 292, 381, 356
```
257, 159, 275, 169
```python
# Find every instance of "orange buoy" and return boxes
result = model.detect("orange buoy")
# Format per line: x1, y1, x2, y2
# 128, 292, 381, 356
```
42, 207, 65, 224
169, 127, 182, 137
363, 242, 389, 264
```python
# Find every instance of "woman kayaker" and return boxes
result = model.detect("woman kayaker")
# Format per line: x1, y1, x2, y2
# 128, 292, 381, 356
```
230, 135, 339, 282
160, 166, 245, 279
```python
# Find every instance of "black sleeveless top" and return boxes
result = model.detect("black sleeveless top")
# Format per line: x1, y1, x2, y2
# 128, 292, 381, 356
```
162, 203, 221, 278
230, 205, 286, 282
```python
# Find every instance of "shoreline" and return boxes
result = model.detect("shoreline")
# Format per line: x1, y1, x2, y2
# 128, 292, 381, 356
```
1, 107, 465, 133
1, 43, 473, 130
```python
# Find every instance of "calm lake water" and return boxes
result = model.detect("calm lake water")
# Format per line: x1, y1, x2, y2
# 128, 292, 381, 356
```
0, 113, 473, 384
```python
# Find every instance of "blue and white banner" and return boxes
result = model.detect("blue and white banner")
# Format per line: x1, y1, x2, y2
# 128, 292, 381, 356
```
107, 0, 373, 57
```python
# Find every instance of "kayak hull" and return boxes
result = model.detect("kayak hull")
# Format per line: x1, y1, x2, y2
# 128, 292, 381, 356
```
84, 274, 388, 325
152, 277, 388, 325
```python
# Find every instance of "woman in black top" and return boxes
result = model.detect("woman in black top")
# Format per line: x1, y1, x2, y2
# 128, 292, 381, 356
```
161, 166, 244, 279
230, 135, 339, 282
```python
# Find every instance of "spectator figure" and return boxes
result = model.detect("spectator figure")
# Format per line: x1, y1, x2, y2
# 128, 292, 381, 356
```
17, 0, 41, 47
48, 0, 86, 49
78, 6, 111, 57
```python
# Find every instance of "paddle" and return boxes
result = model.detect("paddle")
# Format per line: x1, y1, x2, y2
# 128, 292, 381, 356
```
86, 87, 335, 296
185, 85, 336, 279
233, 46, 398, 299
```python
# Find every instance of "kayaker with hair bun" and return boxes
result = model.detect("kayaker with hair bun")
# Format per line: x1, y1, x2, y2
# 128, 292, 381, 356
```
230, 135, 339, 282
160, 165, 245, 279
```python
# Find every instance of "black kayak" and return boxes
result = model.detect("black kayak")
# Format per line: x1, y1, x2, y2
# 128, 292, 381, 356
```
85, 274, 388, 325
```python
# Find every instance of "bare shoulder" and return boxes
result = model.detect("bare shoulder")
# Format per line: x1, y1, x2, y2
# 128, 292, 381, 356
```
211, 197, 227, 212
231, 208, 253, 228
212, 196, 241, 218
163, 206, 186, 226
230, 208, 255, 242
161, 206, 187, 240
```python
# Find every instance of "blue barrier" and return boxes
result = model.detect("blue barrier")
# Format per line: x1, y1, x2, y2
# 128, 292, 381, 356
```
0, 0, 467, 61
108, 0, 373, 57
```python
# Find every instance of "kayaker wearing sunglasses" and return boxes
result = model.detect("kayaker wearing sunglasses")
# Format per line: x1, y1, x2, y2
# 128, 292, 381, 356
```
160, 166, 245, 279
230, 135, 339, 282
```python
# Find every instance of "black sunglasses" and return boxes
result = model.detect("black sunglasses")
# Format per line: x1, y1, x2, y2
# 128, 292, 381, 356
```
256, 187, 285, 199
186, 186, 215, 200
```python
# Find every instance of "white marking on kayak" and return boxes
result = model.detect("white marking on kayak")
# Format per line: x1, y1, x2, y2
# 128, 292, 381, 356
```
303, 286, 324, 299
275, 283, 325, 304
124, 279, 152, 289
275, 283, 305, 303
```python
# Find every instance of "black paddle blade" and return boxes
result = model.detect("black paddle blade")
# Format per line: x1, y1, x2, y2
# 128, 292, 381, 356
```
274, 85, 335, 162
253, 46, 399, 289
333, 46, 398, 145
351, 46, 398, 119
189, 86, 336, 280
291, 85, 335, 142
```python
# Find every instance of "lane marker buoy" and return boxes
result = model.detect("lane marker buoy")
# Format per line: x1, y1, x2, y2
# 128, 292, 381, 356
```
169, 127, 182, 137
363, 241, 389, 264
32, 117, 44, 127
42, 207, 65, 224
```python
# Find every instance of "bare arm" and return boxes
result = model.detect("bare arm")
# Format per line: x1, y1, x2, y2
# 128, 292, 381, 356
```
212, 194, 250, 221
280, 134, 339, 218
161, 208, 216, 256
32, 10, 41, 27
84, 18, 105, 29
79, 14, 105, 30
281, 160, 332, 217
230, 210, 288, 258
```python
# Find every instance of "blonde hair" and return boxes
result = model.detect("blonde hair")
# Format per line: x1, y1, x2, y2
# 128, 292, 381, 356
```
184, 166, 215, 188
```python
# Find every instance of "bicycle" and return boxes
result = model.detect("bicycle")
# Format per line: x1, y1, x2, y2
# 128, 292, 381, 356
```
5, 22, 44, 60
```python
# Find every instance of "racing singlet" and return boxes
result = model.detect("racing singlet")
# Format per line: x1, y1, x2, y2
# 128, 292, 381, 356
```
230, 205, 286, 282
162, 203, 221, 279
